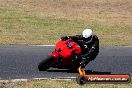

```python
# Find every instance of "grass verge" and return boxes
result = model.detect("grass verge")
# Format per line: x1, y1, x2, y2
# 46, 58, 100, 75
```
0, 78, 132, 88
0, 7, 132, 46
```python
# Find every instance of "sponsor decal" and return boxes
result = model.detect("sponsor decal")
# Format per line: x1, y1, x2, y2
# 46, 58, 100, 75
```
77, 66, 131, 84
85, 74, 130, 83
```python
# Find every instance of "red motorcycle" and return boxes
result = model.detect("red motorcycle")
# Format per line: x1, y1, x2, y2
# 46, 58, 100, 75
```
38, 38, 82, 71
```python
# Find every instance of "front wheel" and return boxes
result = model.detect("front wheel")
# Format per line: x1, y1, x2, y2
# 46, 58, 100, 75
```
38, 56, 55, 71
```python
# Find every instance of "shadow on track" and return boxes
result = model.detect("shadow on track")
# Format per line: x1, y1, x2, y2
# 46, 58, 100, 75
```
47, 69, 111, 75
85, 70, 111, 75
47, 69, 69, 72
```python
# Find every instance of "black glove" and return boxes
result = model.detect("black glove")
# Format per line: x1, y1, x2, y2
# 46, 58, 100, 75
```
61, 36, 69, 41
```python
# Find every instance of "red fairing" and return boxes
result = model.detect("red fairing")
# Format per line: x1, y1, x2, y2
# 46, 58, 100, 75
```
51, 38, 82, 59
39, 38, 82, 70
58, 39, 81, 57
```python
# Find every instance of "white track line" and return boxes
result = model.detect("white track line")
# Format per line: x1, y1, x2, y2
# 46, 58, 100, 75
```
0, 77, 76, 82
11, 79, 28, 82
30, 45, 55, 46
30, 45, 132, 47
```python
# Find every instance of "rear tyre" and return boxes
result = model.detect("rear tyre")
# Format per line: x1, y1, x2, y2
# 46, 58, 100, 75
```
38, 56, 55, 71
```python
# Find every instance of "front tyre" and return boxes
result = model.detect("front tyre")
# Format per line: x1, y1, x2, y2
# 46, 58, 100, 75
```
38, 56, 55, 71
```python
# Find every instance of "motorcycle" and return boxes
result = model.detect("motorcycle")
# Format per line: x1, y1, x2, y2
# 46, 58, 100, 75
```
38, 38, 82, 71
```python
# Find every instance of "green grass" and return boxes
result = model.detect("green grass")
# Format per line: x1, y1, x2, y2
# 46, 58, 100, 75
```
0, 8, 82, 44
0, 7, 132, 45
0, 79, 132, 88
0, 0, 132, 46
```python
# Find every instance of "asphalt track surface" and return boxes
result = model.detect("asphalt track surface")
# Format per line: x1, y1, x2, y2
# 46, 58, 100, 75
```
0, 45, 132, 80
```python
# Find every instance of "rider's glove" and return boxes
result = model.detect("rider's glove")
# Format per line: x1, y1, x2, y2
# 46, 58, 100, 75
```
61, 36, 69, 41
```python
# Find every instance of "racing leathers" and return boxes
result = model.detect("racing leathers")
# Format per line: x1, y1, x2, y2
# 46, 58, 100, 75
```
61, 35, 99, 68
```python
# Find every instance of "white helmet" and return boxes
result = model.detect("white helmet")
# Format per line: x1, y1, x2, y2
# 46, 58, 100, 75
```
82, 29, 93, 38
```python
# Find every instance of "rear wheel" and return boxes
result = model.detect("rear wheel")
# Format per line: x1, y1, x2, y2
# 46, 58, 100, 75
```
38, 56, 55, 71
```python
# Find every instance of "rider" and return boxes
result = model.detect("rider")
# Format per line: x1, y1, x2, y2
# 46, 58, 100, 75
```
61, 29, 99, 69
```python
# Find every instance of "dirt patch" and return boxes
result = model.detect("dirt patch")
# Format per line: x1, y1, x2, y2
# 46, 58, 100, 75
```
0, 0, 132, 26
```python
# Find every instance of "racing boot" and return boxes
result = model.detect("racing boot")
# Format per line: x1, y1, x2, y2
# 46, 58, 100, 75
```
80, 58, 91, 68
